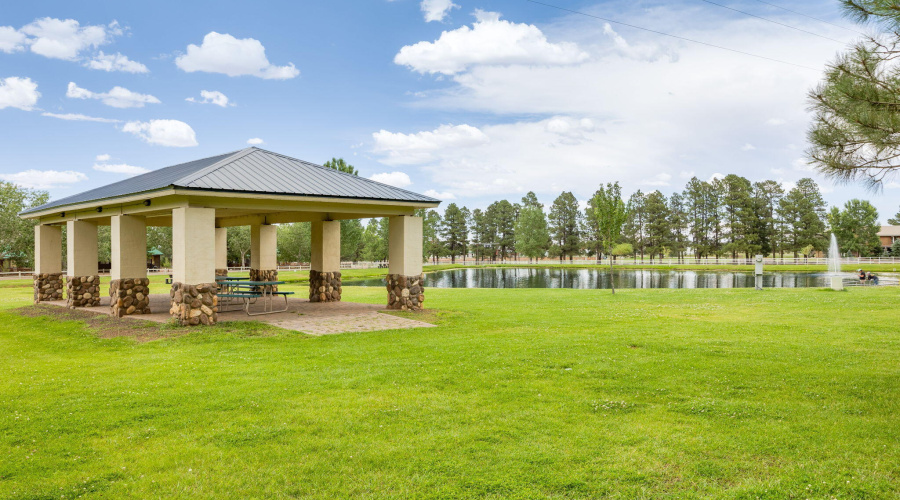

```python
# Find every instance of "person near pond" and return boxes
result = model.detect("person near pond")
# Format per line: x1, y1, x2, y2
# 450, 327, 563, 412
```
868, 272, 880, 285
858, 269, 879, 285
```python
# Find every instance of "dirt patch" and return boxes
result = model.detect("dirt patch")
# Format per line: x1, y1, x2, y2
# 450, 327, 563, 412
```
14, 304, 186, 342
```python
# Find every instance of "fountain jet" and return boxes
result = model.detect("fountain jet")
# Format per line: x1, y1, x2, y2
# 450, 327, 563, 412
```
827, 233, 843, 290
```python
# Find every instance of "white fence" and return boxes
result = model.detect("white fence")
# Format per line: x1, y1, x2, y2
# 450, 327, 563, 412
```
3, 257, 898, 278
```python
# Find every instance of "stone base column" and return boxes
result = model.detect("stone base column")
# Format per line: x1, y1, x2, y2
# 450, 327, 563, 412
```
34, 273, 64, 303
67, 275, 100, 308
215, 268, 228, 277
309, 270, 341, 302
110, 278, 151, 316
386, 274, 425, 311
250, 269, 278, 292
169, 282, 218, 326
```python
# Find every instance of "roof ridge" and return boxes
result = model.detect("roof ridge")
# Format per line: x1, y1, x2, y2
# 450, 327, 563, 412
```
248, 147, 440, 202
174, 147, 256, 186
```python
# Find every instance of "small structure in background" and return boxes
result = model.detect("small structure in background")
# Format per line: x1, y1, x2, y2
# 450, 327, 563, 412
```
147, 248, 164, 269
877, 226, 900, 253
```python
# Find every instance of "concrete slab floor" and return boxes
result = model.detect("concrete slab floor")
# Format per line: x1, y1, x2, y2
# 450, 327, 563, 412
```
39, 294, 435, 336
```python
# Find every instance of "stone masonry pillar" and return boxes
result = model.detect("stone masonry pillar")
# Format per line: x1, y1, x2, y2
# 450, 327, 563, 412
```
33, 224, 63, 303
215, 227, 228, 277
109, 215, 150, 317
250, 224, 277, 286
66, 220, 100, 308
386, 216, 425, 311
170, 207, 218, 326
309, 220, 342, 302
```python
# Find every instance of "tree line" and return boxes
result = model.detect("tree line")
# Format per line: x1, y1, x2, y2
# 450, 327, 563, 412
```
1, 172, 897, 270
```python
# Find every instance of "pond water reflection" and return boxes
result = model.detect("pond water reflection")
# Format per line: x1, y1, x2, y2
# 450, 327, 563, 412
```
345, 267, 837, 289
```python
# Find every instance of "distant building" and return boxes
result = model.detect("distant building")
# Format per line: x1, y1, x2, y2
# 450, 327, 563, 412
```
877, 226, 900, 252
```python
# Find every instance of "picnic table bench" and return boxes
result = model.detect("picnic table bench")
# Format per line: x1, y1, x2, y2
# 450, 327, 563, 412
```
218, 280, 293, 315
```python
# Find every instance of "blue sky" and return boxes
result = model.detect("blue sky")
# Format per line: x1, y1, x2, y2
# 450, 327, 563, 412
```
1, 0, 896, 221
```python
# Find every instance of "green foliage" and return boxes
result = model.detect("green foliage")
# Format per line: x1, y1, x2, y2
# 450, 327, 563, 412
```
340, 219, 364, 261
643, 190, 670, 262
587, 182, 628, 292
147, 226, 172, 264
623, 190, 646, 260
277, 222, 311, 263
227, 226, 251, 266
515, 204, 551, 261
422, 210, 445, 263
828, 199, 882, 256
807, 1, 900, 187
892, 238, 900, 255
360, 218, 389, 262
322, 157, 358, 176
612, 242, 633, 256
548, 191, 581, 261
777, 178, 828, 257
888, 206, 900, 225
441, 203, 469, 263
0, 181, 49, 268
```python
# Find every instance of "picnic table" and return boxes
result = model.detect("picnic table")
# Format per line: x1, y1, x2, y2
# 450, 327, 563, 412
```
218, 280, 293, 315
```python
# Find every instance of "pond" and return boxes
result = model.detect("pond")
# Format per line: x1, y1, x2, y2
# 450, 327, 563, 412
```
344, 267, 842, 289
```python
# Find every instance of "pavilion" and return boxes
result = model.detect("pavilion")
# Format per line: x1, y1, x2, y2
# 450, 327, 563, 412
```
20, 147, 440, 325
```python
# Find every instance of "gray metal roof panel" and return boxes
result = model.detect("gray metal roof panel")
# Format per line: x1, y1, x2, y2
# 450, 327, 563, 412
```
21, 147, 439, 215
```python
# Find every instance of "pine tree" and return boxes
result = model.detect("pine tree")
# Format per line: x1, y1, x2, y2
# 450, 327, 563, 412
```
487, 200, 516, 261
623, 190, 647, 261
720, 174, 754, 258
807, 1, 900, 188
751, 180, 784, 257
778, 178, 828, 257
643, 191, 670, 263
888, 207, 900, 225
668, 192, 688, 262
515, 204, 551, 262
441, 203, 470, 263
548, 191, 582, 261
422, 209, 444, 264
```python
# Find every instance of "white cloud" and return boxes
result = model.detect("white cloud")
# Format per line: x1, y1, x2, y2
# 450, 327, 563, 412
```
19, 18, 116, 60
247, 137, 264, 145
421, 0, 459, 22
394, 11, 588, 75
122, 119, 198, 147
423, 189, 456, 200
708, 173, 726, 182
66, 82, 160, 108
766, 118, 787, 126
741, 143, 756, 151
0, 26, 26, 53
0, 169, 87, 189
86, 51, 148, 73
186, 90, 231, 107
0, 77, 40, 110
42, 112, 120, 123
175, 32, 299, 79
372, 124, 489, 164
370, 171, 412, 188
96, 154, 111, 161
93, 163, 148, 175
641, 173, 672, 187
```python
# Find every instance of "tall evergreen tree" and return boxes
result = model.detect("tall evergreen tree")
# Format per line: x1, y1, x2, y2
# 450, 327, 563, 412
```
668, 192, 688, 262
421, 209, 444, 264
487, 200, 516, 261
777, 178, 828, 257
548, 191, 582, 261
807, 0, 900, 188
441, 203, 470, 263
515, 204, 551, 263
751, 180, 784, 256
888, 206, 900, 225
623, 190, 647, 261
720, 174, 754, 258
643, 191, 670, 263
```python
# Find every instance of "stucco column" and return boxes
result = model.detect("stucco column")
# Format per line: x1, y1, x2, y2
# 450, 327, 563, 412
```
170, 207, 218, 325
250, 224, 278, 284
309, 220, 342, 302
110, 215, 150, 316
386, 216, 425, 311
33, 224, 63, 303
215, 227, 228, 277
66, 220, 100, 308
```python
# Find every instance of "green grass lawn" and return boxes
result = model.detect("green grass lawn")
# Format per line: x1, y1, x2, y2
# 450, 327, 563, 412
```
1, 281, 898, 498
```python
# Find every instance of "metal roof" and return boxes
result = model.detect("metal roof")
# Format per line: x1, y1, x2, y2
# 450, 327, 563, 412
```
21, 147, 439, 215
878, 225, 900, 237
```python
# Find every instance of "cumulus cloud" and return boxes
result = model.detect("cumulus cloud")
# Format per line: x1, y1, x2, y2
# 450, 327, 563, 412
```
421, 0, 459, 22
175, 32, 299, 79
372, 124, 489, 164
0, 77, 40, 111
423, 189, 456, 200
370, 171, 413, 188
122, 119, 198, 147
0, 169, 87, 189
0, 26, 26, 53
394, 10, 588, 75
18, 18, 117, 60
66, 82, 160, 108
641, 173, 672, 187
42, 112, 120, 123
86, 51, 148, 73
93, 163, 148, 175
96, 154, 111, 161
247, 137, 264, 145
186, 90, 231, 107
